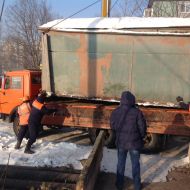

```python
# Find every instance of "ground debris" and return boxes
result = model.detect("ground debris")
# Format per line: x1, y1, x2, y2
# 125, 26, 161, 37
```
166, 164, 190, 182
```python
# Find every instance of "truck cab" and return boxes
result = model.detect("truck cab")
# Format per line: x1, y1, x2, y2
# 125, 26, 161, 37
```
0, 70, 41, 122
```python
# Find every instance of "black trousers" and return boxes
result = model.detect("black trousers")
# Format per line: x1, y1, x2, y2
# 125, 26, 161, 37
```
17, 125, 28, 142
28, 123, 40, 146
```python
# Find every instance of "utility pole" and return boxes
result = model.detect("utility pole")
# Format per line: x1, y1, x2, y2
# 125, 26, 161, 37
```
102, 0, 111, 17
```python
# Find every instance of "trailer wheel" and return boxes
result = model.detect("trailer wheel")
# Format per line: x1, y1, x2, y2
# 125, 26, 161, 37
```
13, 116, 20, 137
143, 133, 161, 152
88, 128, 100, 144
88, 129, 116, 148
104, 130, 116, 148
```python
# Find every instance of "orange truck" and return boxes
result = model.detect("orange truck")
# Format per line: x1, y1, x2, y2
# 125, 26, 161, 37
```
0, 70, 41, 126
0, 69, 190, 152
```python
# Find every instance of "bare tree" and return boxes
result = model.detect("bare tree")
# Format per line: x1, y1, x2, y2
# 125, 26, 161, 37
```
111, 0, 148, 17
4, 0, 55, 70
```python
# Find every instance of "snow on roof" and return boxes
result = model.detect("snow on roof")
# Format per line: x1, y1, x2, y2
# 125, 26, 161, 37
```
39, 17, 190, 32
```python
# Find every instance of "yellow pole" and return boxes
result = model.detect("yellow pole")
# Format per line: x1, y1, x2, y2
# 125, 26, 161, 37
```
102, 0, 110, 17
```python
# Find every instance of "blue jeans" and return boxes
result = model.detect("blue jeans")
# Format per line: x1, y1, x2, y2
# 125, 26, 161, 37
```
116, 148, 141, 190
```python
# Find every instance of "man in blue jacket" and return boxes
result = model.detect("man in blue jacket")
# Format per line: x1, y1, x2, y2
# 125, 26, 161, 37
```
110, 91, 147, 190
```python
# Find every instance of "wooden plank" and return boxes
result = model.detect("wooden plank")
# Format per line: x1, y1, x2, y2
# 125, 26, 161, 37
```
76, 130, 105, 190
0, 166, 79, 183
0, 165, 80, 174
0, 178, 75, 190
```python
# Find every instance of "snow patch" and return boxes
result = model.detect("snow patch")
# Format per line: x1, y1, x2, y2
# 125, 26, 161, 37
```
0, 127, 92, 170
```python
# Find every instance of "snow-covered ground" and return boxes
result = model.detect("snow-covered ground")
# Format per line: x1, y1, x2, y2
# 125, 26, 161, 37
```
0, 120, 189, 183
0, 120, 91, 170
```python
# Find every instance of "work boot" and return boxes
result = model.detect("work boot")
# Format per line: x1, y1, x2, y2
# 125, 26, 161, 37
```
24, 142, 35, 154
14, 140, 22, 149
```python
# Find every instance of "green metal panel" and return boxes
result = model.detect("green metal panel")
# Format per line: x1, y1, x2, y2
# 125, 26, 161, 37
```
87, 34, 133, 54
45, 31, 190, 105
103, 53, 132, 98
132, 54, 190, 104
48, 34, 81, 52
132, 35, 190, 104
50, 52, 81, 95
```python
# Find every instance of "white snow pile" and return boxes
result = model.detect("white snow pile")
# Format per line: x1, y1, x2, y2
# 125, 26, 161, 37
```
0, 123, 92, 170
101, 147, 190, 183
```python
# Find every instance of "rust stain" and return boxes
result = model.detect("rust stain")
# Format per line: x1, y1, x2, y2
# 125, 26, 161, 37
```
176, 37, 189, 47
160, 37, 188, 47
76, 33, 112, 97
151, 36, 188, 47
77, 33, 88, 96
116, 35, 130, 44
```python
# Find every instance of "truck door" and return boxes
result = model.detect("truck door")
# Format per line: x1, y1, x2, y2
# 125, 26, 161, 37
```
0, 76, 23, 114
30, 73, 41, 99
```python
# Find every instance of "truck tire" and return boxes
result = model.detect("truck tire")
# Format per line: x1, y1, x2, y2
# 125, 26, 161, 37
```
104, 130, 116, 148
88, 129, 116, 148
2, 114, 9, 122
13, 116, 20, 137
88, 128, 100, 144
143, 133, 161, 152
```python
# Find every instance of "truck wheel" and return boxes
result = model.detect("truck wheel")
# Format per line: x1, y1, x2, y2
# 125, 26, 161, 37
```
13, 116, 20, 137
88, 129, 116, 148
2, 114, 9, 122
88, 128, 100, 144
104, 130, 116, 149
143, 133, 161, 152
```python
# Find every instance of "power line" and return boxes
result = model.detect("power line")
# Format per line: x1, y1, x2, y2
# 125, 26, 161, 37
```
45, 0, 101, 33
110, 0, 119, 12
0, 0, 5, 22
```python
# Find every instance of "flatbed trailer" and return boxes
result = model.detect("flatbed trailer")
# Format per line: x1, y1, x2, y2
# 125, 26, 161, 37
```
43, 102, 190, 136
40, 100, 190, 150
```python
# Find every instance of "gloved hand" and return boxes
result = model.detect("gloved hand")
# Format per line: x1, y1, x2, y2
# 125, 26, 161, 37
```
176, 96, 183, 102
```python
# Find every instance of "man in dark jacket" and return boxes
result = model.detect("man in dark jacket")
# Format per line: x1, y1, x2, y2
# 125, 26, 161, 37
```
24, 91, 56, 154
110, 91, 147, 190
176, 96, 190, 111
